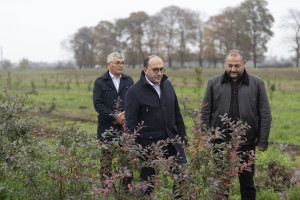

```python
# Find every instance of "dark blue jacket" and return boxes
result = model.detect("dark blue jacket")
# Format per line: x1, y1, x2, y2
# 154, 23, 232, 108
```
93, 70, 134, 140
125, 71, 187, 145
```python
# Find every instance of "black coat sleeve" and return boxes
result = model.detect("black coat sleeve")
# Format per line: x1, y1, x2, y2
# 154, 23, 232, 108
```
124, 87, 140, 134
174, 94, 187, 142
201, 79, 213, 128
93, 79, 115, 122
257, 80, 272, 148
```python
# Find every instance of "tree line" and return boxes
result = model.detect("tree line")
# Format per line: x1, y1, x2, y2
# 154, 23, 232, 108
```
69, 0, 277, 69
1, 0, 299, 70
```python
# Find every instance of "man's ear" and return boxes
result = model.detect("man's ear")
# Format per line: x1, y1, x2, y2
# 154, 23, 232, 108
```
143, 67, 147, 73
243, 60, 247, 65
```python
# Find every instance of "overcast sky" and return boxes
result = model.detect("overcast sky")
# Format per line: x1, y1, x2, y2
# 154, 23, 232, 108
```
0, 0, 299, 63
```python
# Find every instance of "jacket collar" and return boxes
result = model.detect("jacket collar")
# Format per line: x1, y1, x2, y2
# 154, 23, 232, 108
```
140, 70, 168, 85
221, 69, 249, 85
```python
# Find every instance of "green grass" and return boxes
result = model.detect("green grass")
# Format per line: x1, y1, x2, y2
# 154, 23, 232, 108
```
268, 90, 300, 144
1, 67, 300, 199
1, 68, 300, 146
256, 145, 300, 170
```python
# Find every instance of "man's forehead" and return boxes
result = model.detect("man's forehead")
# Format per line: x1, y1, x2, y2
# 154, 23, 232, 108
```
226, 55, 242, 62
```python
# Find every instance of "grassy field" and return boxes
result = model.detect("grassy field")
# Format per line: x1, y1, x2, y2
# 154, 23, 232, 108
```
0, 67, 300, 199
1, 67, 299, 144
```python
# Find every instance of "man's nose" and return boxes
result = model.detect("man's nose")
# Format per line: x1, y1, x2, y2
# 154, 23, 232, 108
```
231, 66, 237, 71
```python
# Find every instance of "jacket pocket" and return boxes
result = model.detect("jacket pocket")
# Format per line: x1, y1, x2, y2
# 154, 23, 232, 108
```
103, 87, 113, 91
138, 131, 163, 139
102, 87, 113, 97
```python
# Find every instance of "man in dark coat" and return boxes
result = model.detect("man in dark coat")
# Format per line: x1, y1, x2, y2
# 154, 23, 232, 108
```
201, 49, 272, 200
93, 52, 134, 140
125, 55, 187, 197
93, 52, 134, 189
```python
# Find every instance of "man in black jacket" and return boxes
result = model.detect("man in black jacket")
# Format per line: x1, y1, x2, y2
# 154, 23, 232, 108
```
201, 49, 272, 200
93, 52, 134, 140
125, 55, 187, 197
93, 52, 134, 189
93, 52, 133, 140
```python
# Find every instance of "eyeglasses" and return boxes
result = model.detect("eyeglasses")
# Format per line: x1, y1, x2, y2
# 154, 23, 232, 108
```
111, 61, 125, 65
150, 67, 166, 74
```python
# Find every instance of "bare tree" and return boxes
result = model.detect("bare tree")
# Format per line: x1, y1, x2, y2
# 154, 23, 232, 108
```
144, 15, 164, 56
210, 7, 252, 66
201, 5, 254, 68
195, 12, 205, 67
158, 6, 180, 68
71, 27, 95, 69
68, 3, 275, 69
1, 59, 13, 70
18, 58, 31, 70
114, 18, 129, 52
202, 15, 222, 68
93, 21, 117, 67
125, 11, 149, 68
114, 12, 149, 68
282, 9, 300, 68
240, 0, 274, 68
176, 8, 200, 67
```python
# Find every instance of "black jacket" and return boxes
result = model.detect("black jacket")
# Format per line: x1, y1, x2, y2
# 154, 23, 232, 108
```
201, 70, 272, 147
125, 71, 187, 144
93, 70, 134, 140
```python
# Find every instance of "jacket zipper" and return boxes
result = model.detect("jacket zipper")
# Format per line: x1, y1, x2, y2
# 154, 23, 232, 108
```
227, 82, 231, 115
238, 82, 242, 119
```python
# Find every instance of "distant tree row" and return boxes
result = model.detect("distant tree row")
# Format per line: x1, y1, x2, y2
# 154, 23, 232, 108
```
0, 0, 272, 69
1, 1, 299, 70
0, 58, 77, 70
282, 9, 300, 68
0, 58, 30, 70
68, 0, 276, 69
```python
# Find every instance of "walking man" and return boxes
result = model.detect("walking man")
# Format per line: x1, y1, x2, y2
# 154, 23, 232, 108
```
93, 52, 134, 188
125, 55, 187, 198
93, 52, 134, 140
201, 49, 272, 200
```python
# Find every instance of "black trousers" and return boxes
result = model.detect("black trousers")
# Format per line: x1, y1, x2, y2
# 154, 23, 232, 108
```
213, 143, 256, 200
138, 136, 186, 196
238, 144, 256, 200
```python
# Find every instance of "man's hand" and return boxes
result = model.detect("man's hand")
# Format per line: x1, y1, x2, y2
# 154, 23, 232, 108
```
113, 111, 125, 125
257, 145, 267, 152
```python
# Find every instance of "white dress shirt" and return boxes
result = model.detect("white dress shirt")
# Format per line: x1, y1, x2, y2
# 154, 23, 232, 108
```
145, 75, 161, 98
109, 72, 122, 93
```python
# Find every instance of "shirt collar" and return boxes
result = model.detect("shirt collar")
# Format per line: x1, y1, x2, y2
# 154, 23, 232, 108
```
109, 72, 121, 80
145, 75, 160, 87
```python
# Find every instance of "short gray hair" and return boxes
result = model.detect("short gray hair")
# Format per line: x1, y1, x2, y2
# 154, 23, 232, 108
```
225, 49, 245, 61
107, 52, 125, 63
